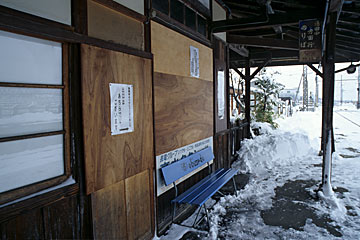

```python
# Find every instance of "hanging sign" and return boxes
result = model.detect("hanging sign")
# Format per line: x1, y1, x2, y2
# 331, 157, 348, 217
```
299, 19, 322, 62
190, 46, 200, 78
217, 70, 225, 119
109, 83, 134, 135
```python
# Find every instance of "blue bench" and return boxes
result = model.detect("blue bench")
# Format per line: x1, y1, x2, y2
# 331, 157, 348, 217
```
161, 147, 238, 228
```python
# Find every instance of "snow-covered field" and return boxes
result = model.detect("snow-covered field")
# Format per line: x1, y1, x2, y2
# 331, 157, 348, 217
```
159, 104, 360, 239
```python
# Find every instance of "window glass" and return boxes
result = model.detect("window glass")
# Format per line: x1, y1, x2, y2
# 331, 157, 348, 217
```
170, 0, 184, 24
0, 87, 63, 138
0, 135, 64, 193
0, 30, 62, 85
153, 0, 169, 15
185, 7, 196, 31
198, 15, 207, 36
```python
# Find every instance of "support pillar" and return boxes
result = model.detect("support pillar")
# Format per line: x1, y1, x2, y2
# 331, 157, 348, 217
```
320, 12, 337, 194
245, 58, 251, 138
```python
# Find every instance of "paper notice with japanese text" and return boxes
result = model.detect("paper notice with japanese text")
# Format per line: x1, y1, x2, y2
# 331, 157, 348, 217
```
190, 46, 200, 78
110, 83, 134, 135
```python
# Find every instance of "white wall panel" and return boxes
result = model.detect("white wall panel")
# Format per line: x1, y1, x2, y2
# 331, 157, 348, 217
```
212, 0, 226, 41
0, 0, 71, 25
113, 0, 144, 15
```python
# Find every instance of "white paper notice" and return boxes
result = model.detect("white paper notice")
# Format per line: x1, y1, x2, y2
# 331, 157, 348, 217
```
217, 70, 225, 119
190, 46, 199, 78
109, 83, 134, 135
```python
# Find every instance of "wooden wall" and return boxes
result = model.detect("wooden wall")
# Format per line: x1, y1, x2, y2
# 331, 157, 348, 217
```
151, 20, 214, 232
213, 37, 231, 169
154, 72, 213, 155
81, 44, 154, 239
87, 0, 144, 50
151, 21, 213, 81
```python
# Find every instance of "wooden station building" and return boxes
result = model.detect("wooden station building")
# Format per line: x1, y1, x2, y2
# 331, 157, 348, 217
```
0, 0, 359, 239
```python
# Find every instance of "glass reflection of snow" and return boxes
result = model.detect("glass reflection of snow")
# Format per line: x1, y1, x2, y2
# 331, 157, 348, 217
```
0, 135, 64, 193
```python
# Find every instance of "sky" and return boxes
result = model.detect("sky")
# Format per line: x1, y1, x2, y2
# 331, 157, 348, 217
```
269, 62, 360, 102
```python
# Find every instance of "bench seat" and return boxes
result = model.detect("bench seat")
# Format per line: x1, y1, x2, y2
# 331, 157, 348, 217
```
172, 168, 238, 206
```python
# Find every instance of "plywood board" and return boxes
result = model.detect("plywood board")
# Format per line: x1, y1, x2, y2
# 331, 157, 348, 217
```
154, 72, 213, 155
81, 44, 154, 194
151, 21, 213, 81
88, 0, 144, 50
125, 170, 153, 240
91, 181, 127, 240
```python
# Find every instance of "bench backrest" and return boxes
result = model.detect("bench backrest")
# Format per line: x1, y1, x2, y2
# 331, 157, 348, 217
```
161, 147, 214, 186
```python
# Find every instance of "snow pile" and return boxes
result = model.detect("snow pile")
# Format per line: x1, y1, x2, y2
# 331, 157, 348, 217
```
233, 122, 314, 178
161, 107, 360, 239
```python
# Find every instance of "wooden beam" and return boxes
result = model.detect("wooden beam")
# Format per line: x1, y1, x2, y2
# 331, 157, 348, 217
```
227, 35, 298, 50
250, 57, 271, 79
230, 64, 245, 79
307, 64, 323, 78
211, 11, 319, 33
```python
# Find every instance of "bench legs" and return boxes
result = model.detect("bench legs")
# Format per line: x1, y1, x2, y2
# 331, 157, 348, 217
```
233, 177, 238, 196
192, 204, 210, 229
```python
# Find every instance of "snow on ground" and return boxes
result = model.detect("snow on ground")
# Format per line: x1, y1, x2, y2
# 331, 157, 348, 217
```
159, 104, 360, 239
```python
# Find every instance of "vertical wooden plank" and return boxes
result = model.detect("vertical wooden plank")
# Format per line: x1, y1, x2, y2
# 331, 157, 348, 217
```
91, 181, 128, 240
0, 208, 44, 240
81, 44, 154, 194
72, 0, 88, 35
125, 170, 152, 240
43, 196, 80, 239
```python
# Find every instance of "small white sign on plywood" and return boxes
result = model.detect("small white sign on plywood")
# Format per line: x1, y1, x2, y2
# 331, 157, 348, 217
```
190, 46, 199, 78
109, 83, 134, 135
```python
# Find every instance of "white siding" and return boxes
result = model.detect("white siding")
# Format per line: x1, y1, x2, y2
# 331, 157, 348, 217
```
0, 0, 71, 25
212, 0, 226, 42
113, 0, 144, 15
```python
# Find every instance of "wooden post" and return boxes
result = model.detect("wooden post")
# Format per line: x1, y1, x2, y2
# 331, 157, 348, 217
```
320, 12, 337, 194
245, 58, 251, 138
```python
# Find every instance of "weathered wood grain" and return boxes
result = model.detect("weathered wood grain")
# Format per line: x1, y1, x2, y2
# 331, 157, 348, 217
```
154, 72, 213, 155
87, 0, 144, 50
81, 44, 154, 194
125, 170, 153, 240
43, 196, 80, 239
0, 208, 44, 240
91, 181, 127, 240
151, 21, 213, 81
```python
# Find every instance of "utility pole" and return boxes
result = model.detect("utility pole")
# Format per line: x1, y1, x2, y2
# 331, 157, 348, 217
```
357, 66, 360, 109
340, 75, 343, 105
315, 75, 319, 107
303, 65, 308, 111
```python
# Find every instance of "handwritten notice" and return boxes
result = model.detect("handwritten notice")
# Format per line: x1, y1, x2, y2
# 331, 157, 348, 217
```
190, 46, 200, 78
110, 83, 134, 135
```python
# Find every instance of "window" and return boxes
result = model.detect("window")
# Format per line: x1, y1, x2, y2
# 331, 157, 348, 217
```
0, 30, 70, 204
197, 15, 207, 36
170, 0, 184, 24
152, 0, 208, 38
185, 6, 196, 31
153, 0, 169, 15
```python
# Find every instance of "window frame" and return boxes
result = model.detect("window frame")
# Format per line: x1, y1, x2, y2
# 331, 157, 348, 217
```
0, 36, 71, 205
152, 0, 210, 39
